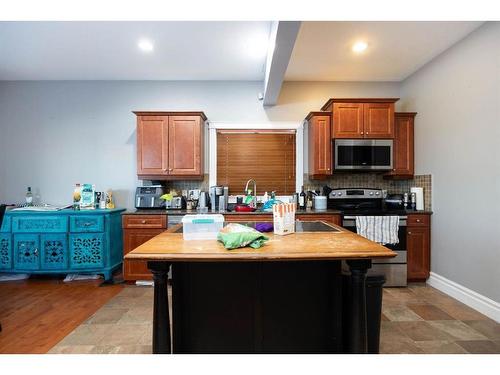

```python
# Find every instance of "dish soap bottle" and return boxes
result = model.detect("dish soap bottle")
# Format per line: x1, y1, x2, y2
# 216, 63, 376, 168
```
25, 187, 33, 206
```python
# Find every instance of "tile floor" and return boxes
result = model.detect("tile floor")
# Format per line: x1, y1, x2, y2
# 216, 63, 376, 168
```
49, 283, 500, 354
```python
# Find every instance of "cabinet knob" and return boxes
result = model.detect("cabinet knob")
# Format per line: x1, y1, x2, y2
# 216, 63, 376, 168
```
361, 131, 364, 135
169, 168, 173, 171
141, 220, 147, 224
408, 231, 412, 235
34, 248, 38, 255
366, 132, 369, 135
416, 219, 421, 222
327, 168, 330, 171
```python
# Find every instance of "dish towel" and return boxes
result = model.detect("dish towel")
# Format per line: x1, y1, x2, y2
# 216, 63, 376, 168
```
355, 216, 400, 245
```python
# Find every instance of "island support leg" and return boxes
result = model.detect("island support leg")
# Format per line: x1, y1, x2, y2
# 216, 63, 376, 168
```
149, 261, 171, 354
346, 259, 371, 354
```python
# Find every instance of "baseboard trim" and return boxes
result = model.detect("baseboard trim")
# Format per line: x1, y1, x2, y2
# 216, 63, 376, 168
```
427, 272, 500, 323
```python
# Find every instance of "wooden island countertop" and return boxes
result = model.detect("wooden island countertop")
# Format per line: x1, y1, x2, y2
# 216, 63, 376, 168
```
125, 222, 396, 262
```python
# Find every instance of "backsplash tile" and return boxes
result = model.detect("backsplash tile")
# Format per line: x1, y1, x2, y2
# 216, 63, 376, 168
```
304, 173, 432, 211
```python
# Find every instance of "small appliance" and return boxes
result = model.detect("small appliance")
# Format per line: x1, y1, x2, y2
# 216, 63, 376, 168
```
135, 186, 167, 209
197, 192, 209, 210
209, 186, 229, 212
165, 196, 186, 210
334, 139, 393, 171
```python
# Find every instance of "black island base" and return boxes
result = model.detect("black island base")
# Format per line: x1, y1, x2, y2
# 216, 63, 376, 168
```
148, 259, 380, 354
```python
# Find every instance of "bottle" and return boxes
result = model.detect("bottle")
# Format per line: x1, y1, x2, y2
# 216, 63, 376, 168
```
25, 187, 33, 206
73, 183, 81, 210
299, 186, 306, 210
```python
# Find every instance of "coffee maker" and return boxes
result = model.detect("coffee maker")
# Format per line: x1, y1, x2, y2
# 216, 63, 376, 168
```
209, 186, 228, 212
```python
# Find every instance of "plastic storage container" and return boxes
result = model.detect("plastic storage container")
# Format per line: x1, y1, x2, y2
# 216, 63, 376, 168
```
182, 214, 224, 240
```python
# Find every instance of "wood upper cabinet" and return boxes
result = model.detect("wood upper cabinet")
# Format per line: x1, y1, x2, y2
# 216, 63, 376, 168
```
137, 116, 169, 176
385, 112, 416, 179
363, 102, 395, 138
407, 214, 431, 281
306, 112, 332, 179
168, 116, 203, 176
322, 99, 398, 139
332, 103, 364, 138
135, 111, 206, 180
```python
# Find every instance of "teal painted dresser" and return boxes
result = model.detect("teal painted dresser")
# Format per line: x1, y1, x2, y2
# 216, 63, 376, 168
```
0, 208, 125, 281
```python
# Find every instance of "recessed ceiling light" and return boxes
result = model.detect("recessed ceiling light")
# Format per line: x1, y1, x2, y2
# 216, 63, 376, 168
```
352, 41, 368, 53
138, 39, 154, 53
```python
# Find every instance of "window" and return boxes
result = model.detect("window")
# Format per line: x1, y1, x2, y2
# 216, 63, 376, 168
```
216, 130, 296, 195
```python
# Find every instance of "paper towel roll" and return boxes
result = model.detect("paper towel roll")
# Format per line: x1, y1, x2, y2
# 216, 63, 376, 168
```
410, 187, 424, 211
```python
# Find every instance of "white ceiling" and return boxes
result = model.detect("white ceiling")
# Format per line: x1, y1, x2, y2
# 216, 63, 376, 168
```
0, 21, 272, 80
285, 21, 484, 81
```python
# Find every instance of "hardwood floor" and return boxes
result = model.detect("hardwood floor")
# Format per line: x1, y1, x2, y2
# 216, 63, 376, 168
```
0, 277, 123, 354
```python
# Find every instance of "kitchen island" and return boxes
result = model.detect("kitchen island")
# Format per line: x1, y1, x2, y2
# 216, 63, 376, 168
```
125, 221, 396, 354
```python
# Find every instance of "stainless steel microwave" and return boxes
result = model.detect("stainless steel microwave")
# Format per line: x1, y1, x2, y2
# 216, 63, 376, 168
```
334, 139, 393, 171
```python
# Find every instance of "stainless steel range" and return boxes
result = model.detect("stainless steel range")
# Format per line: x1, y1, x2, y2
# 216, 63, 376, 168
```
328, 188, 407, 287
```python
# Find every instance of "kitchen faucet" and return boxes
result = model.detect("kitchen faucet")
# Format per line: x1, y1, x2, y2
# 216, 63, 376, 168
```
244, 179, 257, 208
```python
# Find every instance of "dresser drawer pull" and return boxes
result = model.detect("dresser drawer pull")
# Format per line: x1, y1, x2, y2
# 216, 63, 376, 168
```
83, 222, 93, 227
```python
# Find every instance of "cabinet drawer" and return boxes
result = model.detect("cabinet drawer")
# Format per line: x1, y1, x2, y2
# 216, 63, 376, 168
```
70, 215, 104, 232
407, 215, 430, 227
123, 215, 167, 229
1, 216, 10, 232
12, 216, 68, 233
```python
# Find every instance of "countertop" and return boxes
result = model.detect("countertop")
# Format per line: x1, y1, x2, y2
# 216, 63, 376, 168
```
124, 208, 432, 215
125, 222, 396, 262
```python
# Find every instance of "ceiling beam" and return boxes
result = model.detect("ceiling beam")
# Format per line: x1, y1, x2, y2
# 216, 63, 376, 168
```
263, 21, 301, 106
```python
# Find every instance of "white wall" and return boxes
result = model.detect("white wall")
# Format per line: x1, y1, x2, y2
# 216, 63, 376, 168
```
400, 22, 500, 302
0, 80, 399, 209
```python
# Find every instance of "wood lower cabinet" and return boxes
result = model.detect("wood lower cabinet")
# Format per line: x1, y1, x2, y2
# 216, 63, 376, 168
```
407, 214, 431, 281
296, 214, 341, 226
306, 112, 332, 179
224, 214, 341, 227
135, 111, 206, 180
322, 98, 398, 139
123, 214, 167, 281
385, 112, 416, 179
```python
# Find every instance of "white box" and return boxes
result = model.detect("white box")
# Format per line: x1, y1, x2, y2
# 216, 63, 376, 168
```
273, 203, 296, 236
182, 214, 224, 240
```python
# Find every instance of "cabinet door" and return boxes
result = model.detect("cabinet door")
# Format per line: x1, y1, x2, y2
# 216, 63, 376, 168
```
363, 103, 394, 138
41, 233, 68, 269
332, 103, 364, 138
391, 114, 414, 177
137, 115, 169, 176
168, 116, 203, 176
13, 234, 40, 270
407, 227, 430, 281
69, 233, 105, 269
308, 115, 332, 177
123, 229, 165, 280
0, 233, 12, 269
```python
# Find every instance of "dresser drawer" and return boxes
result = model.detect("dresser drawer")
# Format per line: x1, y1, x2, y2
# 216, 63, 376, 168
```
123, 215, 167, 229
12, 216, 68, 233
407, 214, 430, 227
70, 215, 105, 232
1, 216, 10, 232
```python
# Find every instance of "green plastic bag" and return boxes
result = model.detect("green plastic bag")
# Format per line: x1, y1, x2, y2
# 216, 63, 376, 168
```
217, 223, 269, 250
